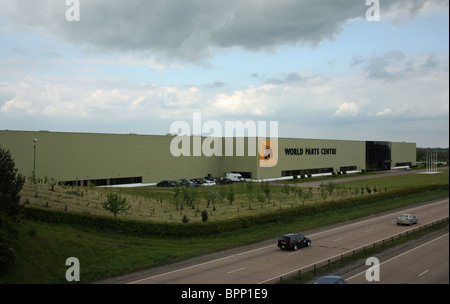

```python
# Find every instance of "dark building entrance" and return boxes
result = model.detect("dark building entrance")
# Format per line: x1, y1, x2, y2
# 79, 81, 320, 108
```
366, 141, 392, 171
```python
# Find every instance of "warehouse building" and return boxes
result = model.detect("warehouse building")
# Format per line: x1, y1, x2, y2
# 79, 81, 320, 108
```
0, 130, 416, 186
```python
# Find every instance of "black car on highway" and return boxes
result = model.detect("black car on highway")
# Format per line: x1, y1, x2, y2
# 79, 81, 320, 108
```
277, 233, 311, 251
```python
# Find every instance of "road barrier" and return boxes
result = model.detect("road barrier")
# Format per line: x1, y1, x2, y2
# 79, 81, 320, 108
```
261, 217, 449, 284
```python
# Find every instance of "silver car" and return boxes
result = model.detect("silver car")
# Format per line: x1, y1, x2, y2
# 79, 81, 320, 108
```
201, 180, 216, 187
396, 214, 418, 226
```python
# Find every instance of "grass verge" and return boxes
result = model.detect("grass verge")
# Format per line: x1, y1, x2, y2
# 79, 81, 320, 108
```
0, 188, 448, 284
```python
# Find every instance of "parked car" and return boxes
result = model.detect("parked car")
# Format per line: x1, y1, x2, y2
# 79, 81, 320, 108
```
156, 180, 176, 187
216, 178, 233, 185
277, 233, 311, 251
191, 179, 203, 187
313, 276, 347, 284
179, 178, 193, 187
201, 180, 216, 187
396, 214, 418, 226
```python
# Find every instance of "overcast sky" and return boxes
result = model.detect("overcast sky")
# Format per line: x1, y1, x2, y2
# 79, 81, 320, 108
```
0, 0, 448, 147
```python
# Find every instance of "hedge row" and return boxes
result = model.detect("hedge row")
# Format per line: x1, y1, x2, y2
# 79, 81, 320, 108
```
21, 184, 448, 237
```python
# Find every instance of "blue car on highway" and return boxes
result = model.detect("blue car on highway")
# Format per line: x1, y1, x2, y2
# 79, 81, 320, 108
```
313, 276, 347, 284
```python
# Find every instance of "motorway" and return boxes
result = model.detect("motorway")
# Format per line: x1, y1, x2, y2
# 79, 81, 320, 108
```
113, 198, 448, 284
344, 230, 449, 284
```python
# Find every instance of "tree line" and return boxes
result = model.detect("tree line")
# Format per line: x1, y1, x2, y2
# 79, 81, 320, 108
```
416, 148, 448, 162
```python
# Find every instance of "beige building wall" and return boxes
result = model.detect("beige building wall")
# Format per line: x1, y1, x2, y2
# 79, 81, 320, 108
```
0, 130, 417, 184
0, 131, 220, 184
392, 142, 417, 167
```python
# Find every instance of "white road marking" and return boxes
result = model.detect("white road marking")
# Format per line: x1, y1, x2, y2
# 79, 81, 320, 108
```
333, 237, 344, 242
418, 270, 429, 277
227, 267, 247, 274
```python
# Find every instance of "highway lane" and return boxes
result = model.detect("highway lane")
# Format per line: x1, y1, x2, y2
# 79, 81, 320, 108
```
259, 198, 449, 284
344, 231, 449, 284
119, 198, 448, 284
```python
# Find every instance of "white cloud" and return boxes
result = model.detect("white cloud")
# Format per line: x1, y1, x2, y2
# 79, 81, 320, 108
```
383, 0, 449, 24
376, 108, 393, 116
3, 0, 446, 62
1, 51, 446, 135
0, 0, 448, 149
1, 96, 32, 113
211, 86, 273, 117
334, 102, 360, 117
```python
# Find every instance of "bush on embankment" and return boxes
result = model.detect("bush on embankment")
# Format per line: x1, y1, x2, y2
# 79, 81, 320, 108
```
22, 184, 448, 237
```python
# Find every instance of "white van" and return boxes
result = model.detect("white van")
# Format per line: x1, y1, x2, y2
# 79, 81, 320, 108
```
226, 173, 244, 182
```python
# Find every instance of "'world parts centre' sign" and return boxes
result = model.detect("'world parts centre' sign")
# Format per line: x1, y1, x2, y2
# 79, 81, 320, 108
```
284, 148, 337, 156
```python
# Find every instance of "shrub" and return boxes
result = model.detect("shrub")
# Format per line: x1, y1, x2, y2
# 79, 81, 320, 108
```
0, 146, 25, 220
0, 214, 18, 275
102, 191, 130, 217
201, 210, 209, 222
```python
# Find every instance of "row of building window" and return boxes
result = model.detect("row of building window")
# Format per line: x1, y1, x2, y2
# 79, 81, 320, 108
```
60, 176, 143, 187
281, 166, 358, 177
395, 162, 412, 167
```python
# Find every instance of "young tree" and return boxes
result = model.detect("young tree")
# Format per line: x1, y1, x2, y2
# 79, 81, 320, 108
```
102, 191, 131, 217
296, 187, 303, 199
262, 182, 272, 204
182, 187, 196, 207
282, 184, 291, 197
204, 189, 219, 208
301, 189, 313, 206
325, 182, 335, 196
187, 187, 199, 209
320, 187, 328, 202
173, 187, 183, 211
226, 185, 236, 205
256, 192, 266, 209
246, 182, 255, 210
48, 177, 57, 191
0, 146, 25, 220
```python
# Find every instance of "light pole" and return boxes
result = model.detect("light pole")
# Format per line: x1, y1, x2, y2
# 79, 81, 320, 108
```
33, 138, 37, 181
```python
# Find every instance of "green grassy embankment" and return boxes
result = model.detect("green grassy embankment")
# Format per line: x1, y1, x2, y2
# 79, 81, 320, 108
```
1, 169, 448, 283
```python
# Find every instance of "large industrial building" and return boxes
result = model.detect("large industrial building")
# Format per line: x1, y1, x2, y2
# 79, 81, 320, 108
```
0, 130, 416, 186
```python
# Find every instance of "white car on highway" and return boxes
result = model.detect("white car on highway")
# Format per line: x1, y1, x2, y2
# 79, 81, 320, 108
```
396, 214, 418, 226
